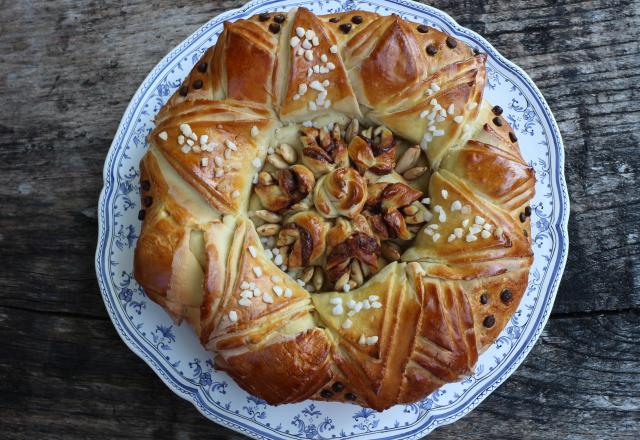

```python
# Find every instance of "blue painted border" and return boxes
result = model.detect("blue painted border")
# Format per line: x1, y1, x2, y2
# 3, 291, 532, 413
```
95, 0, 569, 438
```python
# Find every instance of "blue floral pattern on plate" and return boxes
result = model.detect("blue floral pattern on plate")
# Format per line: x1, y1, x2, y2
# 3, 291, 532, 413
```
95, 0, 569, 438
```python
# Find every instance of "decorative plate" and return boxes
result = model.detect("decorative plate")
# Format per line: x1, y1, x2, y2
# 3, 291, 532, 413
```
96, 0, 569, 438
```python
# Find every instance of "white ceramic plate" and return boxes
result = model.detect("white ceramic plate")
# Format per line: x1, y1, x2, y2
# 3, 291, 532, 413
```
96, 0, 569, 438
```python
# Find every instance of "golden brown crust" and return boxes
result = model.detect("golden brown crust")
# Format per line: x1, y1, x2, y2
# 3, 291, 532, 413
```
133, 7, 536, 411
278, 8, 360, 121
215, 328, 332, 405
152, 99, 276, 214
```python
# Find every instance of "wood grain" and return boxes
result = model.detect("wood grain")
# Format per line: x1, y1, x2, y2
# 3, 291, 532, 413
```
0, 0, 638, 438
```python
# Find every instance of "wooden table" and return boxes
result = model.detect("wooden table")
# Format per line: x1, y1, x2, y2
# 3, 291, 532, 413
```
1, 0, 638, 438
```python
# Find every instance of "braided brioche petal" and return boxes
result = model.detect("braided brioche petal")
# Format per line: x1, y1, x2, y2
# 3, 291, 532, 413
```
152, 100, 276, 214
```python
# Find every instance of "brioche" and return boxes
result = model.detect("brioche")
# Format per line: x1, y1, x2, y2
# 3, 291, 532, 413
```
134, 7, 535, 411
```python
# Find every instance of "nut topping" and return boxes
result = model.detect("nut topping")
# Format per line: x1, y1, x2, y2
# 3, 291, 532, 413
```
301, 266, 315, 284
348, 125, 397, 176
258, 171, 273, 186
395, 146, 422, 174
345, 118, 360, 143
350, 260, 364, 286
402, 166, 428, 180
312, 266, 325, 291
255, 209, 283, 223
267, 153, 290, 169
250, 119, 436, 292
276, 143, 297, 164
380, 241, 401, 261
256, 223, 281, 236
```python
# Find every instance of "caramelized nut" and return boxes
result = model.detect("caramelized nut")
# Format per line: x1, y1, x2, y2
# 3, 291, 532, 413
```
257, 223, 281, 236
258, 171, 273, 186
381, 241, 401, 261
345, 119, 360, 143
255, 209, 282, 223
290, 201, 310, 212
335, 272, 350, 291
402, 166, 428, 180
350, 260, 363, 286
312, 267, 324, 291
404, 201, 431, 224
395, 146, 421, 174
267, 153, 289, 170
276, 143, 297, 164
301, 266, 315, 284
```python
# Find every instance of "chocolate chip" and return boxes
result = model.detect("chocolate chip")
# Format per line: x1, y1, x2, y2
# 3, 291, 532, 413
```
197, 62, 207, 73
320, 389, 333, 398
178, 85, 188, 97
351, 15, 363, 24
446, 37, 457, 49
339, 23, 352, 34
483, 315, 496, 328
329, 17, 340, 23
268, 22, 280, 34
140, 180, 150, 191
525, 206, 532, 217
524, 229, 528, 237
426, 44, 438, 56
143, 196, 153, 207
519, 212, 527, 223
492, 105, 503, 116
473, 48, 481, 55
192, 79, 203, 90
500, 289, 513, 304
509, 132, 518, 143
492, 116, 503, 127
332, 382, 344, 392
138, 209, 146, 220
480, 293, 489, 305
258, 13, 270, 22
273, 13, 286, 23
417, 24, 429, 33
345, 393, 357, 401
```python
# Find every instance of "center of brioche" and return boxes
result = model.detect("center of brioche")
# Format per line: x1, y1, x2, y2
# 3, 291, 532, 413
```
249, 118, 432, 293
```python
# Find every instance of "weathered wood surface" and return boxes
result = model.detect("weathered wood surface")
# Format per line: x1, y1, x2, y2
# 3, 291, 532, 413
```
0, 0, 638, 438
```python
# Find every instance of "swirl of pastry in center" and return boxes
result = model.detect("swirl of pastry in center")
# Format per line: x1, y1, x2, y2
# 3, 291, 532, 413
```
313, 167, 367, 219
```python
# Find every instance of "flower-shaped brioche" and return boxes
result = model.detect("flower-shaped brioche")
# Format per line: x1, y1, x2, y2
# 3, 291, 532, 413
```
325, 215, 381, 283
313, 167, 367, 219
363, 182, 423, 240
300, 124, 349, 177
348, 126, 397, 176
254, 164, 315, 212
277, 211, 328, 268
